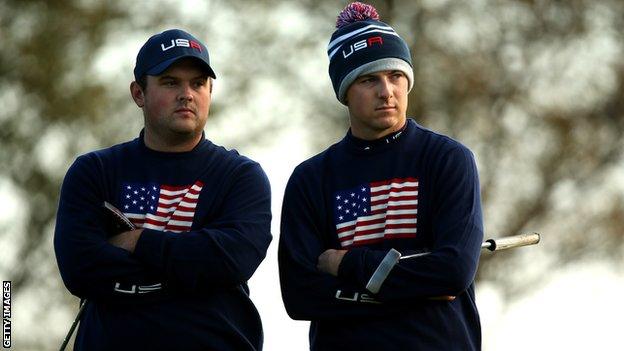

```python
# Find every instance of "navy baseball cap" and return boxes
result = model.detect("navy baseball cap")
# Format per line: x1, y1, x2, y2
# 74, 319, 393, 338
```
133, 29, 216, 81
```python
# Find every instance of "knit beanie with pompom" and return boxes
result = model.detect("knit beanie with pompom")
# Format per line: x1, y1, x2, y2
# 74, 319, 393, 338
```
327, 2, 413, 104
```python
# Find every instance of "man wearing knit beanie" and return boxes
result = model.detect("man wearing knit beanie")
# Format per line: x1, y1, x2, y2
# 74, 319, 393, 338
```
279, 3, 483, 350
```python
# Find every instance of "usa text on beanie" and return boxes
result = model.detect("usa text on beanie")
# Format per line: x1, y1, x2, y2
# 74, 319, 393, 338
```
327, 2, 413, 104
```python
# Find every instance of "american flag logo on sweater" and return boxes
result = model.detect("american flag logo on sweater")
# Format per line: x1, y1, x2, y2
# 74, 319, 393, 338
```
333, 177, 418, 248
120, 181, 203, 233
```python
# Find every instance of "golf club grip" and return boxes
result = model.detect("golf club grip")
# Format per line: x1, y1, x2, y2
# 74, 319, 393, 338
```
483, 232, 540, 251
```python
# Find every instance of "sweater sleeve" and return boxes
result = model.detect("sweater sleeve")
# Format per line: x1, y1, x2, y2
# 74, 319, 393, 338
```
131, 161, 272, 293
278, 164, 406, 321
54, 155, 166, 302
338, 146, 484, 301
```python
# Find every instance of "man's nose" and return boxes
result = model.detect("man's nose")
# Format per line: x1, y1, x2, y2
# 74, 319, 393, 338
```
178, 83, 194, 102
377, 78, 392, 99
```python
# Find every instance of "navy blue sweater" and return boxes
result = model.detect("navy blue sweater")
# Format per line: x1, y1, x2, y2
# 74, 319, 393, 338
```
279, 119, 483, 350
54, 132, 272, 351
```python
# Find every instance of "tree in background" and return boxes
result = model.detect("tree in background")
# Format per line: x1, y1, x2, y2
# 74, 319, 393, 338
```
1, 0, 623, 349
0, 3, 135, 349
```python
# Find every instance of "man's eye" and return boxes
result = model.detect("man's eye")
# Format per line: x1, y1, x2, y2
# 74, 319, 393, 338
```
392, 73, 403, 79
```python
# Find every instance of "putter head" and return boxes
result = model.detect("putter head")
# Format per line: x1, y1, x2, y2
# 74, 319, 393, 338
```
365, 248, 401, 294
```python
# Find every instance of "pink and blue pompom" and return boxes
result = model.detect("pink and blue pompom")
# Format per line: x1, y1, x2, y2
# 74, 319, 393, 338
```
336, 2, 380, 28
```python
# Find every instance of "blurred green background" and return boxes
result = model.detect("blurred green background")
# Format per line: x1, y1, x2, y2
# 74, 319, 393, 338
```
1, 0, 623, 350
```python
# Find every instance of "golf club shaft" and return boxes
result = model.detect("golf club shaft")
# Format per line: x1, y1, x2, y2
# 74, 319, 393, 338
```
59, 300, 87, 351
367, 233, 541, 293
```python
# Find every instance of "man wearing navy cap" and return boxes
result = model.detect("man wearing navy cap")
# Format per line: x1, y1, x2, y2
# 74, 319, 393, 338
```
54, 29, 272, 350
279, 3, 483, 350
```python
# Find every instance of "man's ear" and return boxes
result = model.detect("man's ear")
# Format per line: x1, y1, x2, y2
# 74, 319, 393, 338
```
130, 81, 145, 108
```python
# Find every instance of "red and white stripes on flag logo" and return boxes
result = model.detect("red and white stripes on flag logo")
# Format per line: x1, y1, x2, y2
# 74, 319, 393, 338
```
334, 177, 418, 248
122, 181, 203, 233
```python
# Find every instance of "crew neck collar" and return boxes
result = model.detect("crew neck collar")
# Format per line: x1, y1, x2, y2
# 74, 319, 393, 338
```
138, 129, 209, 157
345, 120, 410, 153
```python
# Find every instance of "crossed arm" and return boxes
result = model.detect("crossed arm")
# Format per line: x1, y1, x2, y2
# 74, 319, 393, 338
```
54, 155, 272, 301
317, 249, 455, 301
279, 148, 482, 320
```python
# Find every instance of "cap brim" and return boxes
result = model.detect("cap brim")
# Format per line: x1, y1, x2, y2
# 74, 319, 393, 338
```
146, 55, 217, 79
